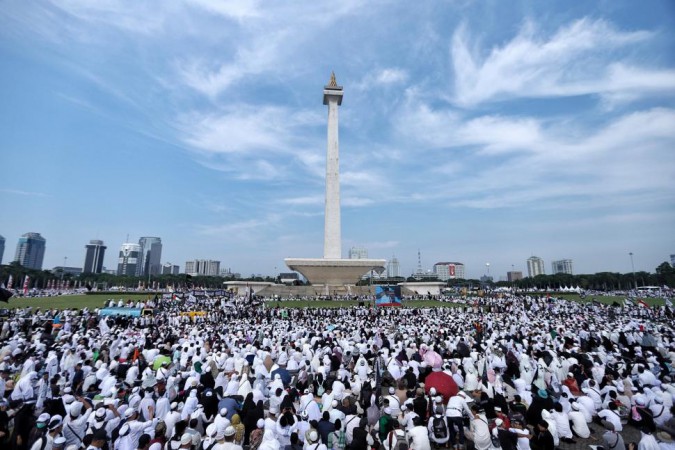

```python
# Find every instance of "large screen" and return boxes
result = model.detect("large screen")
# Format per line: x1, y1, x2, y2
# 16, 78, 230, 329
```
375, 285, 402, 307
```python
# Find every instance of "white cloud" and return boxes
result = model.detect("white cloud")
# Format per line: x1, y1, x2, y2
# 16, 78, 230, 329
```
187, 0, 263, 21
0, 189, 49, 197
177, 105, 322, 155
451, 18, 674, 106
394, 94, 675, 209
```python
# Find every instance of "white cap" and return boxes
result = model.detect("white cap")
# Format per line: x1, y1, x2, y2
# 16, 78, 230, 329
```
224, 426, 236, 437
309, 430, 319, 443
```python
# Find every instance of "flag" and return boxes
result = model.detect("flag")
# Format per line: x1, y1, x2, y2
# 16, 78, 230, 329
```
22, 276, 30, 295
638, 299, 649, 308
665, 298, 673, 308
0, 288, 13, 303
624, 298, 635, 307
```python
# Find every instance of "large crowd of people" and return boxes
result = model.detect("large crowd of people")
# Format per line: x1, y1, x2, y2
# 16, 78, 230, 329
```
0, 294, 674, 450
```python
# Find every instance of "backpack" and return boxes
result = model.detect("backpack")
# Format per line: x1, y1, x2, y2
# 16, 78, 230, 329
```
432, 416, 448, 439
388, 430, 408, 450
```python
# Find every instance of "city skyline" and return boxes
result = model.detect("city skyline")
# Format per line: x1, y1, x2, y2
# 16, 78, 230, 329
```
1, 2, 674, 278
0, 231, 670, 279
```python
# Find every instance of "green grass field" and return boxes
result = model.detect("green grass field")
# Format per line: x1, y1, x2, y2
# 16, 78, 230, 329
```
1, 291, 667, 310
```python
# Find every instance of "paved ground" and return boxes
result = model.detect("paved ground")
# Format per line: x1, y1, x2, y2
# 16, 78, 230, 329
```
557, 422, 641, 450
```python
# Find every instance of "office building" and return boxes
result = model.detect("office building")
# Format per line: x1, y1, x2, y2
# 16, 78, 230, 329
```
52, 266, 83, 276
551, 259, 574, 275
348, 246, 368, 259
507, 271, 523, 282
14, 232, 46, 270
387, 256, 400, 278
117, 243, 141, 276
433, 262, 466, 281
161, 263, 180, 275
526, 256, 545, 277
138, 237, 162, 276
185, 259, 221, 276
0, 235, 4, 265
83, 240, 107, 274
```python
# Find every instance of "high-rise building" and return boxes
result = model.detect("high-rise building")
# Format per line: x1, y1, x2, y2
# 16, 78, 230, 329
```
185, 259, 221, 276
670, 254, 675, 267
14, 232, 46, 270
507, 271, 523, 282
551, 259, 574, 275
348, 246, 368, 259
526, 256, 545, 277
52, 266, 83, 276
138, 237, 162, 276
117, 243, 141, 276
83, 240, 107, 274
386, 256, 400, 278
433, 262, 466, 281
0, 235, 5, 265
161, 263, 180, 275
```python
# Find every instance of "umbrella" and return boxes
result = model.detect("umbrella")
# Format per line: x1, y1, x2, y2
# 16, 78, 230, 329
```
425, 371, 458, 402
152, 355, 171, 370
271, 368, 291, 386
423, 350, 443, 370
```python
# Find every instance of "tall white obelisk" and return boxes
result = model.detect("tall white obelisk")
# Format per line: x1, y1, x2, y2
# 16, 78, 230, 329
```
323, 72, 343, 259
284, 73, 385, 288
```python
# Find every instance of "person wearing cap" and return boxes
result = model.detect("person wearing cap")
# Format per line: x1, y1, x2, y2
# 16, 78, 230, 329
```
215, 426, 243, 450
492, 418, 518, 450
328, 400, 345, 424
446, 390, 473, 448
249, 419, 265, 450
563, 372, 582, 396
385, 387, 401, 419
177, 433, 192, 450
466, 404, 492, 450
600, 420, 625, 450
378, 407, 394, 444
123, 406, 157, 450
41, 415, 64, 450
428, 405, 449, 448
63, 397, 93, 448
27, 412, 51, 450
52, 436, 67, 450
304, 429, 327, 450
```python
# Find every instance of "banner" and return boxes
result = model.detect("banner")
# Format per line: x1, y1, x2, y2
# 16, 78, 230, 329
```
375, 285, 402, 307
23, 275, 30, 295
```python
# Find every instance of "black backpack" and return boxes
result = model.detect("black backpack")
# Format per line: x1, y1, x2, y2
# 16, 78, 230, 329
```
432, 416, 448, 439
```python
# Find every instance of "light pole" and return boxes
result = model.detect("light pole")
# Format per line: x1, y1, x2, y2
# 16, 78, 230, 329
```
629, 252, 637, 289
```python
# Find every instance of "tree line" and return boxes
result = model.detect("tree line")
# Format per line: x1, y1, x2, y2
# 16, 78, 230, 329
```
1, 260, 674, 291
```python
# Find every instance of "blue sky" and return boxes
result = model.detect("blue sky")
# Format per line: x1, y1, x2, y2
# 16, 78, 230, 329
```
1, 0, 674, 279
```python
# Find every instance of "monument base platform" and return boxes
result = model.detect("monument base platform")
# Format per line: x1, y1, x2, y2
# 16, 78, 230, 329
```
285, 258, 386, 287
